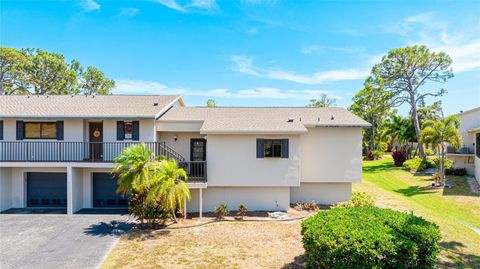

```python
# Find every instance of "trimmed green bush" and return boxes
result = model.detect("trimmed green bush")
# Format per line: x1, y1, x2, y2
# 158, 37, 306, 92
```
378, 142, 388, 152
301, 207, 441, 269
333, 191, 375, 208
428, 156, 453, 170
403, 157, 430, 172
365, 150, 383, 161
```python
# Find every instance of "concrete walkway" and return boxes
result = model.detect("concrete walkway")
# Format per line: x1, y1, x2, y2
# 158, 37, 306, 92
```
0, 210, 133, 269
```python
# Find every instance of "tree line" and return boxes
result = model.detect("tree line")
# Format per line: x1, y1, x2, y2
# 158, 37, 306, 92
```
349, 45, 454, 159
0, 47, 115, 95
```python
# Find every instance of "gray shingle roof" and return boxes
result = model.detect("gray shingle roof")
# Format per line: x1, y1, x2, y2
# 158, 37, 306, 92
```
159, 107, 371, 134
0, 95, 182, 119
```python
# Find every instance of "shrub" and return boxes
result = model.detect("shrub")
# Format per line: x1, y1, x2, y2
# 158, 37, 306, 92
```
428, 156, 453, 170
392, 149, 407, 166
129, 192, 170, 226
425, 148, 435, 155
214, 203, 229, 220
378, 142, 388, 152
365, 150, 383, 160
301, 207, 441, 269
333, 191, 375, 208
295, 200, 319, 211
236, 204, 248, 220
403, 157, 430, 172
445, 167, 467, 176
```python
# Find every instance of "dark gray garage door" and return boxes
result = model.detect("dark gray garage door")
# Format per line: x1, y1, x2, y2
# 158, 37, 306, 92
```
27, 172, 67, 208
93, 173, 128, 208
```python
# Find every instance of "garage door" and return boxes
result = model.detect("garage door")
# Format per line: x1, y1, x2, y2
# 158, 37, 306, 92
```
27, 172, 67, 208
92, 173, 128, 208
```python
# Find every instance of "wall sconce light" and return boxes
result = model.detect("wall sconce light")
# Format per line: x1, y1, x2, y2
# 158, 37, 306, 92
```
174, 134, 178, 142
204, 135, 207, 140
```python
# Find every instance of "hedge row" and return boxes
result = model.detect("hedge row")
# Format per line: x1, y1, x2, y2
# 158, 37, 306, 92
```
301, 206, 441, 268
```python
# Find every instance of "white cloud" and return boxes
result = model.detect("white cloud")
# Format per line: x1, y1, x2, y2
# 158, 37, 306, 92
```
188, 0, 217, 9
114, 79, 337, 100
118, 8, 139, 17
80, 0, 100, 12
300, 45, 362, 55
241, 0, 278, 5
229, 55, 369, 84
155, 0, 187, 12
155, 0, 217, 13
404, 12, 434, 23
114, 79, 186, 95
389, 12, 480, 73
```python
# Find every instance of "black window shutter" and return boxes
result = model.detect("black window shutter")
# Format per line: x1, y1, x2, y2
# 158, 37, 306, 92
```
256, 138, 264, 158
281, 139, 289, 158
0, 120, 3, 140
132, 121, 140, 141
16, 121, 24, 140
56, 121, 64, 140
117, 121, 125, 141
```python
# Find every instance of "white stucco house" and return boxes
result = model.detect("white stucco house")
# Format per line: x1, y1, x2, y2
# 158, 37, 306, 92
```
446, 107, 480, 182
0, 95, 370, 216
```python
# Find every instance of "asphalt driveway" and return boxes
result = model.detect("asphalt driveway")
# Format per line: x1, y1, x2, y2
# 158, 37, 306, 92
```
0, 209, 133, 269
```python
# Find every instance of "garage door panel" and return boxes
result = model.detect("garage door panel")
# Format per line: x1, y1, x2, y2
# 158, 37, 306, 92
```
93, 173, 128, 208
27, 173, 67, 208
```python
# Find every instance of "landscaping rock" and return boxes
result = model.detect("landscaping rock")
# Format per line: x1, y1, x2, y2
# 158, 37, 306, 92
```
269, 211, 288, 219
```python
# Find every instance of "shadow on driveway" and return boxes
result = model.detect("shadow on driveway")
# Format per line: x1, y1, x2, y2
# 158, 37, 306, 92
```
76, 208, 130, 215
84, 220, 134, 237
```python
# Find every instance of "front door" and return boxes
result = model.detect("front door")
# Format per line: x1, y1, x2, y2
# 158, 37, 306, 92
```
89, 122, 103, 160
190, 138, 206, 178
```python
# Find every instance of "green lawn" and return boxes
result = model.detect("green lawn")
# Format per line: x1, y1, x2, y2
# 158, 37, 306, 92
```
355, 156, 480, 268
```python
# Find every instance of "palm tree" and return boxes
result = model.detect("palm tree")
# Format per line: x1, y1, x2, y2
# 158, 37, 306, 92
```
381, 114, 407, 149
112, 144, 191, 223
112, 144, 155, 224
112, 143, 154, 195
421, 116, 462, 187
147, 159, 190, 222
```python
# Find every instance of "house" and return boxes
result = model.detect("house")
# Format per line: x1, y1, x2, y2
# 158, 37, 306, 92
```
446, 107, 480, 182
0, 95, 370, 216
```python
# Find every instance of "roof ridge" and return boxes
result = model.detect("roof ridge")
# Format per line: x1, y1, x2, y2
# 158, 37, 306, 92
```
0, 94, 180, 97
191, 106, 345, 108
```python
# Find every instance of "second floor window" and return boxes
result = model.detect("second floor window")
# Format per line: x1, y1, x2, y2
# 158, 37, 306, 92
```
256, 138, 289, 158
24, 122, 57, 139
264, 139, 283, 158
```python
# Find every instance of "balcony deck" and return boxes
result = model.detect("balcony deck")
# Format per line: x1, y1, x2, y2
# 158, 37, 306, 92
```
0, 141, 206, 182
446, 146, 475, 156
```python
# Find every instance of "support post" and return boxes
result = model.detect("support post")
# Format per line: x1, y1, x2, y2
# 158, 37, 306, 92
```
199, 188, 203, 219
184, 195, 187, 219
66, 165, 73, 215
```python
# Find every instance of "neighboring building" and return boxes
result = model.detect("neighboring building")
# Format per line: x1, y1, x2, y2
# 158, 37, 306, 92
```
0, 95, 370, 215
446, 107, 480, 181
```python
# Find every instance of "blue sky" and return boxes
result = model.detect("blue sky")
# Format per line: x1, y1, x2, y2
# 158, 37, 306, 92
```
1, 0, 479, 115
